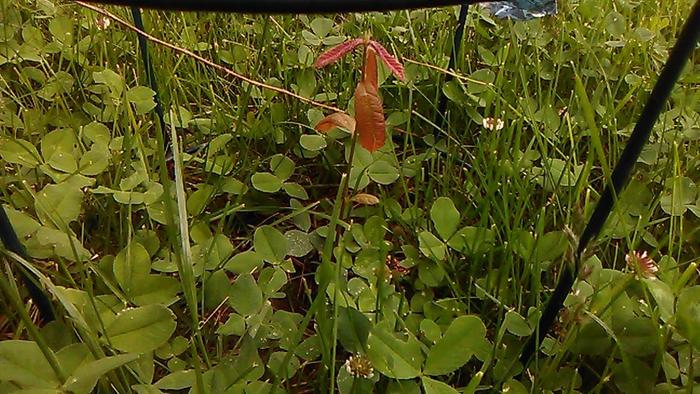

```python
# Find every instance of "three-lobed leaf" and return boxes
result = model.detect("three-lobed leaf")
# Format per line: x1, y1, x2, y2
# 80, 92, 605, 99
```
270, 154, 295, 181
251, 172, 283, 193
35, 181, 83, 225
424, 315, 487, 376
254, 225, 289, 263
418, 231, 446, 260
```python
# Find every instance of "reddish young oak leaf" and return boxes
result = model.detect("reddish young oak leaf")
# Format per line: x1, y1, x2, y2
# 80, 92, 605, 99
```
314, 38, 364, 68
314, 37, 405, 82
354, 79, 385, 152
315, 112, 356, 134
368, 41, 405, 81
363, 45, 378, 92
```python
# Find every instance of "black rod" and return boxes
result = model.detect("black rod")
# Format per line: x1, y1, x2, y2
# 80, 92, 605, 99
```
520, 0, 700, 366
81, 0, 486, 13
437, 3, 469, 124
130, 7, 169, 152
0, 205, 55, 322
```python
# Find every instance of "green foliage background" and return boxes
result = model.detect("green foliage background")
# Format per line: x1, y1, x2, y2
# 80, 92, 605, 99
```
0, 0, 699, 392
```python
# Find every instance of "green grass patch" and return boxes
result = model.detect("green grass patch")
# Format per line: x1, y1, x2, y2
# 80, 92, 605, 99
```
0, 0, 698, 392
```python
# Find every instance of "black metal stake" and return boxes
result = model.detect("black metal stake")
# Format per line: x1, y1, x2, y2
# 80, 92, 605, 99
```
131, 7, 169, 152
437, 3, 469, 125
84, 0, 484, 13
519, 0, 700, 366
0, 206, 55, 322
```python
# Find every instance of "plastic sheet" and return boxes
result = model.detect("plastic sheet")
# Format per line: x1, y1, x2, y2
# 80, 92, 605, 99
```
483, 0, 557, 20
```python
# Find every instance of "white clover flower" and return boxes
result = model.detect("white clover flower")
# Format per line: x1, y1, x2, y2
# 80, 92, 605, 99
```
482, 117, 504, 131
344, 354, 374, 379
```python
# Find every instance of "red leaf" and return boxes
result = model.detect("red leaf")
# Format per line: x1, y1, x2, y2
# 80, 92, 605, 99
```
314, 38, 364, 68
354, 80, 385, 152
368, 41, 405, 81
363, 46, 378, 92
315, 112, 356, 134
